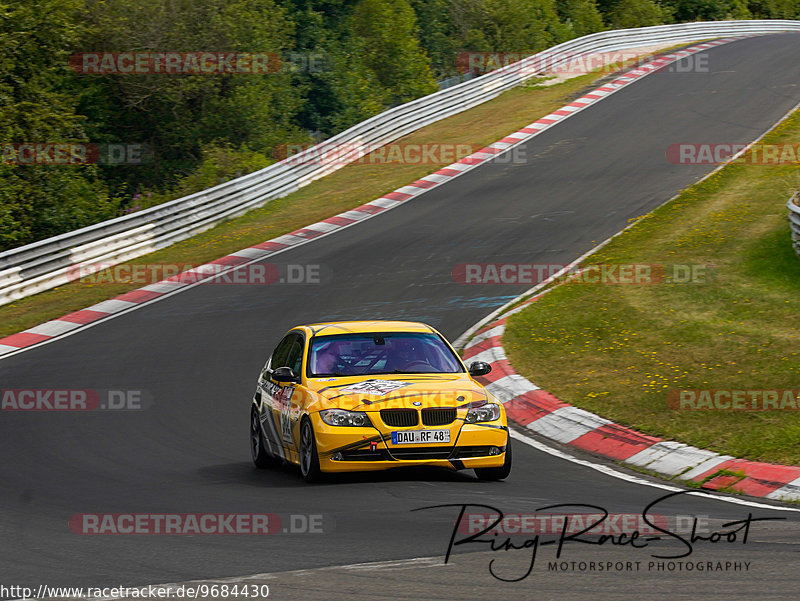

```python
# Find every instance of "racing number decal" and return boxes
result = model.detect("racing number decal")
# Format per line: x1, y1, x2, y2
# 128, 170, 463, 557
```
279, 386, 295, 444
261, 380, 296, 447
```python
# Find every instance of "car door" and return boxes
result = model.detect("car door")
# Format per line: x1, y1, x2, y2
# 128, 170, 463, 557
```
260, 331, 306, 458
277, 333, 305, 448
257, 332, 296, 458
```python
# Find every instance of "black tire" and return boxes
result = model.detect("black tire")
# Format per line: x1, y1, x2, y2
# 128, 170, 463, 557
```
474, 437, 512, 481
299, 418, 323, 483
251, 408, 280, 468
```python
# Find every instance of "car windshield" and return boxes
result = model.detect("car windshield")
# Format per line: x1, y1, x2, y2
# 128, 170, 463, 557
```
308, 332, 464, 377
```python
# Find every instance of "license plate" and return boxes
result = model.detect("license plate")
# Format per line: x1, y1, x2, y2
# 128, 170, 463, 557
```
391, 429, 450, 445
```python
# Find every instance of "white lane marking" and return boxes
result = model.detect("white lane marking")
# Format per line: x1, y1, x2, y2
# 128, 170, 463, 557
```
485, 374, 539, 403
441, 162, 472, 171
270, 233, 307, 246
140, 281, 186, 294
84, 299, 137, 314
337, 209, 372, 221
680, 455, 735, 481
624, 441, 722, 476
339, 556, 446, 571
462, 346, 507, 365
417, 173, 451, 184
509, 429, 800, 513
393, 185, 425, 195
463, 324, 506, 349
501, 132, 529, 140
525, 405, 611, 444
229, 247, 273, 259
300, 220, 341, 232
368, 197, 404, 209
25, 320, 82, 337
767, 476, 800, 501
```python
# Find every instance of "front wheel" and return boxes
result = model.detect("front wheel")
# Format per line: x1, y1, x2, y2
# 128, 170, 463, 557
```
299, 418, 323, 483
474, 437, 512, 481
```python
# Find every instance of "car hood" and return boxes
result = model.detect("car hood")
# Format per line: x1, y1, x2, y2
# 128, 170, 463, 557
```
308, 373, 490, 412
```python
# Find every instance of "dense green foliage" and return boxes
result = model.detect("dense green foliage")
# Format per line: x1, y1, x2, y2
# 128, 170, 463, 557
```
1, 0, 796, 250
0, 0, 115, 248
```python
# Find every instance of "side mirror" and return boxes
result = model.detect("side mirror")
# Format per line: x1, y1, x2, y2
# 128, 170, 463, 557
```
468, 361, 492, 377
272, 366, 299, 383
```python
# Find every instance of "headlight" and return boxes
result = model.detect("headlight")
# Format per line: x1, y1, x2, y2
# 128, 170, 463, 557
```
320, 409, 372, 427
465, 403, 501, 423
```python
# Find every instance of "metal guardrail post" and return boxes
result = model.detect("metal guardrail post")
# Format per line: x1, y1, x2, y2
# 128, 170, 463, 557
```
789, 192, 800, 256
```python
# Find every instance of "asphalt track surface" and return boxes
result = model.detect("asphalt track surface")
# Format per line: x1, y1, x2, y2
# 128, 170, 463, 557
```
2, 34, 800, 599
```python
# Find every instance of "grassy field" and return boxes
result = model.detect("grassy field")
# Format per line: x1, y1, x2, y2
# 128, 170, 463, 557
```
0, 64, 637, 340
504, 110, 800, 465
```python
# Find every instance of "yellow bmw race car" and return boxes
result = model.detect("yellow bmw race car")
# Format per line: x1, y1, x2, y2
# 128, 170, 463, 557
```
250, 320, 511, 482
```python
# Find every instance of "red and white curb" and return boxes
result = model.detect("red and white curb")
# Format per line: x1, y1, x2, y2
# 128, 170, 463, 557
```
0, 36, 741, 361
464, 293, 800, 503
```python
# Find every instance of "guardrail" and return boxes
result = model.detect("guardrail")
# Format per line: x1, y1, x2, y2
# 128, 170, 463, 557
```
3, 20, 800, 306
790, 192, 800, 256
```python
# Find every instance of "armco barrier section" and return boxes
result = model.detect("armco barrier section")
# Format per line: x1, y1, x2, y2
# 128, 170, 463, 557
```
2, 20, 800, 306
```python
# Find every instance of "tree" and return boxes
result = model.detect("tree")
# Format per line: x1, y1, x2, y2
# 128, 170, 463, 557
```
557, 0, 605, 36
409, 0, 459, 79
77, 0, 305, 193
607, 0, 668, 28
0, 0, 114, 250
351, 0, 437, 105
753, 0, 800, 18
464, 0, 572, 53
664, 0, 750, 19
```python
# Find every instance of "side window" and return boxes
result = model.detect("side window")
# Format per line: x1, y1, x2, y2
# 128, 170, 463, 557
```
285, 335, 305, 376
269, 334, 295, 370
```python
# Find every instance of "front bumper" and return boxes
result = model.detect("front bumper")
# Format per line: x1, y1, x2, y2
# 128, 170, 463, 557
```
310, 412, 508, 473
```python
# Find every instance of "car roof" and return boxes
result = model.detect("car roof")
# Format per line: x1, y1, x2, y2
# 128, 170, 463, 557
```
300, 320, 438, 336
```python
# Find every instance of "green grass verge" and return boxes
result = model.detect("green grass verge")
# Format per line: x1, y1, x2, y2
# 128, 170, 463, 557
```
0, 58, 653, 339
504, 109, 800, 466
